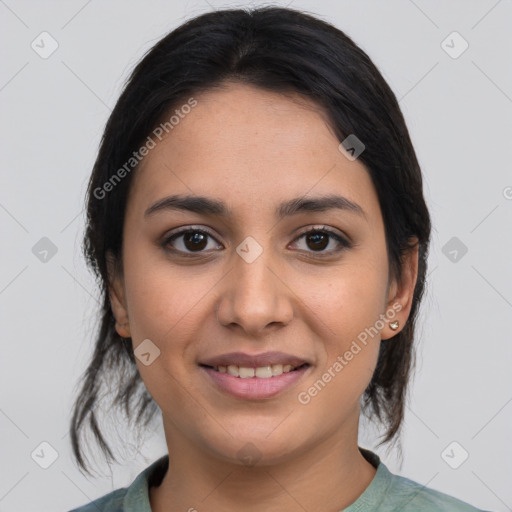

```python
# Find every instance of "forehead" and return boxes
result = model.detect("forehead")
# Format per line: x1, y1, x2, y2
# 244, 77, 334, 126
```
128, 83, 379, 220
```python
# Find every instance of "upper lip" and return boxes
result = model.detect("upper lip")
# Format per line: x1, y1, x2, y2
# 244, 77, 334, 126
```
199, 351, 310, 368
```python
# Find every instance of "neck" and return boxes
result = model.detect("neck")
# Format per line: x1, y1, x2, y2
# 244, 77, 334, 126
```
149, 420, 377, 512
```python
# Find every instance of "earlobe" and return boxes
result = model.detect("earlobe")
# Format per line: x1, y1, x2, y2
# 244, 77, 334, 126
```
382, 239, 419, 340
106, 251, 131, 339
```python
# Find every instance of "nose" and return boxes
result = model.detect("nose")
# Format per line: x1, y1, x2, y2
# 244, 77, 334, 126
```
215, 244, 294, 337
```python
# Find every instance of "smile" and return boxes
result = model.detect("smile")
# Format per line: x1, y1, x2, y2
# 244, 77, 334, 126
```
206, 363, 309, 379
200, 363, 311, 400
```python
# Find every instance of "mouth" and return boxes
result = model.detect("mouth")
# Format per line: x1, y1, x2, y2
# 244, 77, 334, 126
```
198, 351, 312, 399
199, 362, 310, 379
199, 358, 311, 400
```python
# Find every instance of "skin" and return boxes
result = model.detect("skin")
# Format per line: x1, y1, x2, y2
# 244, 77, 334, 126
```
108, 82, 419, 512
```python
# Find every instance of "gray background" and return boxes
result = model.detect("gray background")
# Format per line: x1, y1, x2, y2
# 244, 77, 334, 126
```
1, 0, 511, 511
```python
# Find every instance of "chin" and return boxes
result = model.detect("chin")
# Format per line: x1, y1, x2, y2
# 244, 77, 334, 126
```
203, 428, 307, 468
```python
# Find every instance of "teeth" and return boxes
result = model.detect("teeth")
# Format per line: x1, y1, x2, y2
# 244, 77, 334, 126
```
255, 366, 272, 378
271, 364, 283, 376
239, 367, 255, 378
216, 363, 302, 378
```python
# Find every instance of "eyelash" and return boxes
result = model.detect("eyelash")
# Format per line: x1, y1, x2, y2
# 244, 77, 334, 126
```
162, 225, 352, 258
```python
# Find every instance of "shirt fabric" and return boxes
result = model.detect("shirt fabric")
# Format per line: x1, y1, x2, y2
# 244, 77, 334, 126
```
68, 447, 492, 512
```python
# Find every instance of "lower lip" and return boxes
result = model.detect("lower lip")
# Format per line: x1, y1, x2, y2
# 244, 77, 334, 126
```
200, 365, 310, 400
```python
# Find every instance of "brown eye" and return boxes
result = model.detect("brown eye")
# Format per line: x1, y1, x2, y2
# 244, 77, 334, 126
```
163, 228, 221, 255
182, 231, 208, 251
305, 232, 329, 251
291, 227, 351, 255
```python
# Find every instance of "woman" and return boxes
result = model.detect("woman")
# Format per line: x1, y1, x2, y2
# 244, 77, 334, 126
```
68, 6, 491, 512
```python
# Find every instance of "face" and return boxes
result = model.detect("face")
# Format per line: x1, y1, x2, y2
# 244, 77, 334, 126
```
108, 83, 417, 466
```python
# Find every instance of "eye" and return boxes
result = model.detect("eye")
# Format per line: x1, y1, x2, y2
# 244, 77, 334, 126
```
290, 226, 351, 255
162, 225, 351, 257
162, 227, 222, 255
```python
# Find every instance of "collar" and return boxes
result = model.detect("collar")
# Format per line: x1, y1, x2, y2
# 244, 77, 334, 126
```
122, 446, 391, 512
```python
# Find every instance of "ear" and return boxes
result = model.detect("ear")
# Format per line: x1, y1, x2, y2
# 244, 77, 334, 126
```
381, 239, 419, 340
106, 250, 131, 339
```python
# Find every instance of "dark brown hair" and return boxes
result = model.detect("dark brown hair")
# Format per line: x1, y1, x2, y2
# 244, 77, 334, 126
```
70, 5, 431, 476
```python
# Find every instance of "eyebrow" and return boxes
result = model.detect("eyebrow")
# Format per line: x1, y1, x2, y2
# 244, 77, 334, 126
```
144, 193, 366, 220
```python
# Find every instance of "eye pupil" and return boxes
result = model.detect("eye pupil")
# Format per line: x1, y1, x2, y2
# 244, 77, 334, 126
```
166, 227, 344, 256
184, 232, 208, 251
307, 232, 328, 251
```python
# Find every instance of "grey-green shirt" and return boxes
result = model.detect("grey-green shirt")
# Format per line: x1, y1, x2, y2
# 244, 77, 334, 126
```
68, 448, 492, 511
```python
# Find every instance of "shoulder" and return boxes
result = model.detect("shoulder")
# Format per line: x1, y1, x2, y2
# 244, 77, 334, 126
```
356, 448, 492, 512
67, 455, 169, 512
385, 471, 492, 512
67, 487, 127, 512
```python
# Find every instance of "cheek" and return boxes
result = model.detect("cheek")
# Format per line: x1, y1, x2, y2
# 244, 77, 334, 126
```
291, 251, 389, 403
120, 230, 207, 341
297, 257, 390, 341
120, 250, 207, 408
296, 278, 385, 422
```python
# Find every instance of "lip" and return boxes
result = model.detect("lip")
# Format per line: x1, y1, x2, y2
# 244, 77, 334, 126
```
200, 364, 311, 400
199, 351, 310, 368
